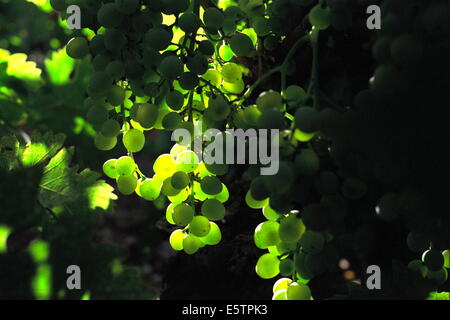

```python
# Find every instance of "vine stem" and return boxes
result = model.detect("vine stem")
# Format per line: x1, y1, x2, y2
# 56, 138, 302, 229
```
308, 29, 320, 110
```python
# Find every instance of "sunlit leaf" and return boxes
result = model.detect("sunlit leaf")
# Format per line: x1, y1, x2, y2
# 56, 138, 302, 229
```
45, 48, 75, 85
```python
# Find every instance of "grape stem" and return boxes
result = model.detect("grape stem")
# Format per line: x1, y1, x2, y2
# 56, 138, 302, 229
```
307, 29, 320, 110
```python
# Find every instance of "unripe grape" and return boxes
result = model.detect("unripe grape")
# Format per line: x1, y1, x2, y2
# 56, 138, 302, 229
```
115, 0, 139, 14
134, 103, 159, 129
139, 179, 161, 201
103, 159, 119, 179
87, 104, 108, 125
104, 28, 126, 53
199, 222, 222, 245
66, 37, 89, 59
279, 215, 305, 243
97, 3, 123, 28
154, 154, 177, 178
100, 119, 120, 138
219, 44, 234, 61
300, 230, 325, 254
201, 199, 225, 221
427, 268, 448, 286
286, 282, 311, 300
176, 150, 199, 173
179, 12, 201, 34
221, 63, 242, 83
245, 190, 268, 209
117, 174, 138, 195
202, 69, 222, 87
187, 53, 208, 75
256, 90, 282, 112
257, 109, 286, 130
172, 203, 195, 226
171, 171, 190, 189
200, 176, 223, 195
182, 234, 202, 255
158, 55, 184, 80
222, 79, 245, 94
197, 40, 215, 56
106, 61, 125, 80
294, 107, 319, 133
230, 32, 254, 57
309, 5, 331, 30
280, 259, 294, 276
123, 129, 145, 153
94, 133, 117, 151
169, 229, 185, 251
178, 72, 199, 90
145, 28, 172, 50
422, 249, 444, 271
250, 177, 270, 201
189, 216, 211, 237
116, 156, 135, 176
256, 253, 280, 279
106, 85, 125, 106
272, 289, 287, 300
285, 85, 307, 106
273, 278, 293, 293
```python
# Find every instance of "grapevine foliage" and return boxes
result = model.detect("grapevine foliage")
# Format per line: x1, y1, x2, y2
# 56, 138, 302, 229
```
39, 0, 450, 300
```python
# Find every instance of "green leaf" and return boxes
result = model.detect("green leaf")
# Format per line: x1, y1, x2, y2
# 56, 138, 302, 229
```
38, 147, 78, 208
19, 132, 66, 167
0, 49, 44, 91
45, 49, 75, 85
76, 169, 118, 211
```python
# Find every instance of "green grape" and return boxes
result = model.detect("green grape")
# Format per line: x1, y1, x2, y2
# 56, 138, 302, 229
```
97, 3, 123, 28
162, 178, 181, 197
219, 44, 234, 61
162, 112, 181, 130
158, 55, 184, 80
88, 72, 112, 95
245, 190, 268, 209
89, 35, 106, 55
444, 250, 450, 269
171, 171, 190, 189
243, 105, 261, 126
178, 72, 199, 90
230, 33, 254, 57
175, 122, 195, 146
294, 252, 314, 281
222, 18, 237, 35
262, 205, 279, 221
115, 0, 139, 14
255, 221, 281, 248
116, 156, 135, 176
139, 179, 161, 201
193, 162, 212, 179
104, 28, 126, 53
92, 54, 110, 72
257, 109, 286, 130
427, 268, 448, 286
87, 104, 108, 124
189, 216, 211, 237
279, 215, 305, 243
162, 0, 189, 14
145, 27, 172, 50
295, 149, 320, 176
123, 129, 145, 152
136, 103, 159, 129
106, 61, 125, 80
309, 5, 331, 30
256, 253, 280, 279
103, 159, 119, 179
253, 17, 270, 36
117, 174, 138, 195
407, 260, 428, 278
406, 232, 429, 253
221, 63, 242, 83
212, 183, 229, 203
165, 202, 178, 224
199, 222, 221, 245
200, 176, 223, 195
280, 259, 294, 276
203, 7, 224, 29
422, 249, 444, 271
300, 230, 325, 254
256, 90, 282, 112
179, 12, 201, 34
165, 91, 185, 111
202, 69, 222, 87
182, 234, 202, 255
172, 203, 195, 226
201, 199, 225, 221
293, 129, 314, 142
273, 278, 293, 293
205, 163, 229, 176
390, 34, 422, 66
197, 40, 215, 56
94, 133, 117, 151
295, 107, 319, 133
222, 78, 245, 94
187, 53, 208, 75
169, 229, 185, 251
176, 150, 199, 173
154, 154, 177, 179
66, 37, 89, 59
100, 119, 120, 138
285, 85, 307, 106
170, 144, 188, 157
286, 282, 311, 300
207, 97, 230, 121
106, 85, 125, 106
272, 289, 287, 300
250, 177, 270, 201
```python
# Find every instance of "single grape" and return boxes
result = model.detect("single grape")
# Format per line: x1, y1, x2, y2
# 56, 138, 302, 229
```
221, 63, 242, 83
145, 27, 172, 50
256, 90, 282, 112
102, 159, 119, 179
280, 259, 295, 276
169, 229, 185, 251
179, 12, 201, 34
219, 44, 234, 61
202, 69, 223, 87
201, 199, 226, 221
176, 150, 199, 173
230, 32, 254, 57
172, 203, 195, 226
203, 7, 224, 30
272, 289, 287, 300
309, 5, 331, 30
182, 234, 202, 255
422, 249, 444, 271
117, 174, 138, 195
300, 230, 325, 254
245, 190, 268, 209
139, 179, 161, 201
162, 112, 182, 130
97, 3, 123, 28
106, 61, 125, 80
123, 129, 145, 152
189, 216, 211, 237
116, 156, 135, 176
294, 107, 319, 133
199, 222, 222, 245
286, 282, 311, 300
66, 37, 89, 59
255, 253, 280, 279
279, 215, 305, 243
154, 154, 177, 178
262, 205, 279, 221
171, 171, 190, 189
178, 72, 199, 90
94, 133, 117, 151
158, 55, 184, 81
200, 176, 223, 195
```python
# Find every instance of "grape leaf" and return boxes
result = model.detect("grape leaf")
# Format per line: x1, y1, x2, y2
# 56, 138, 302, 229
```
427, 291, 450, 300
44, 48, 75, 85
75, 169, 118, 211
19, 132, 65, 167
